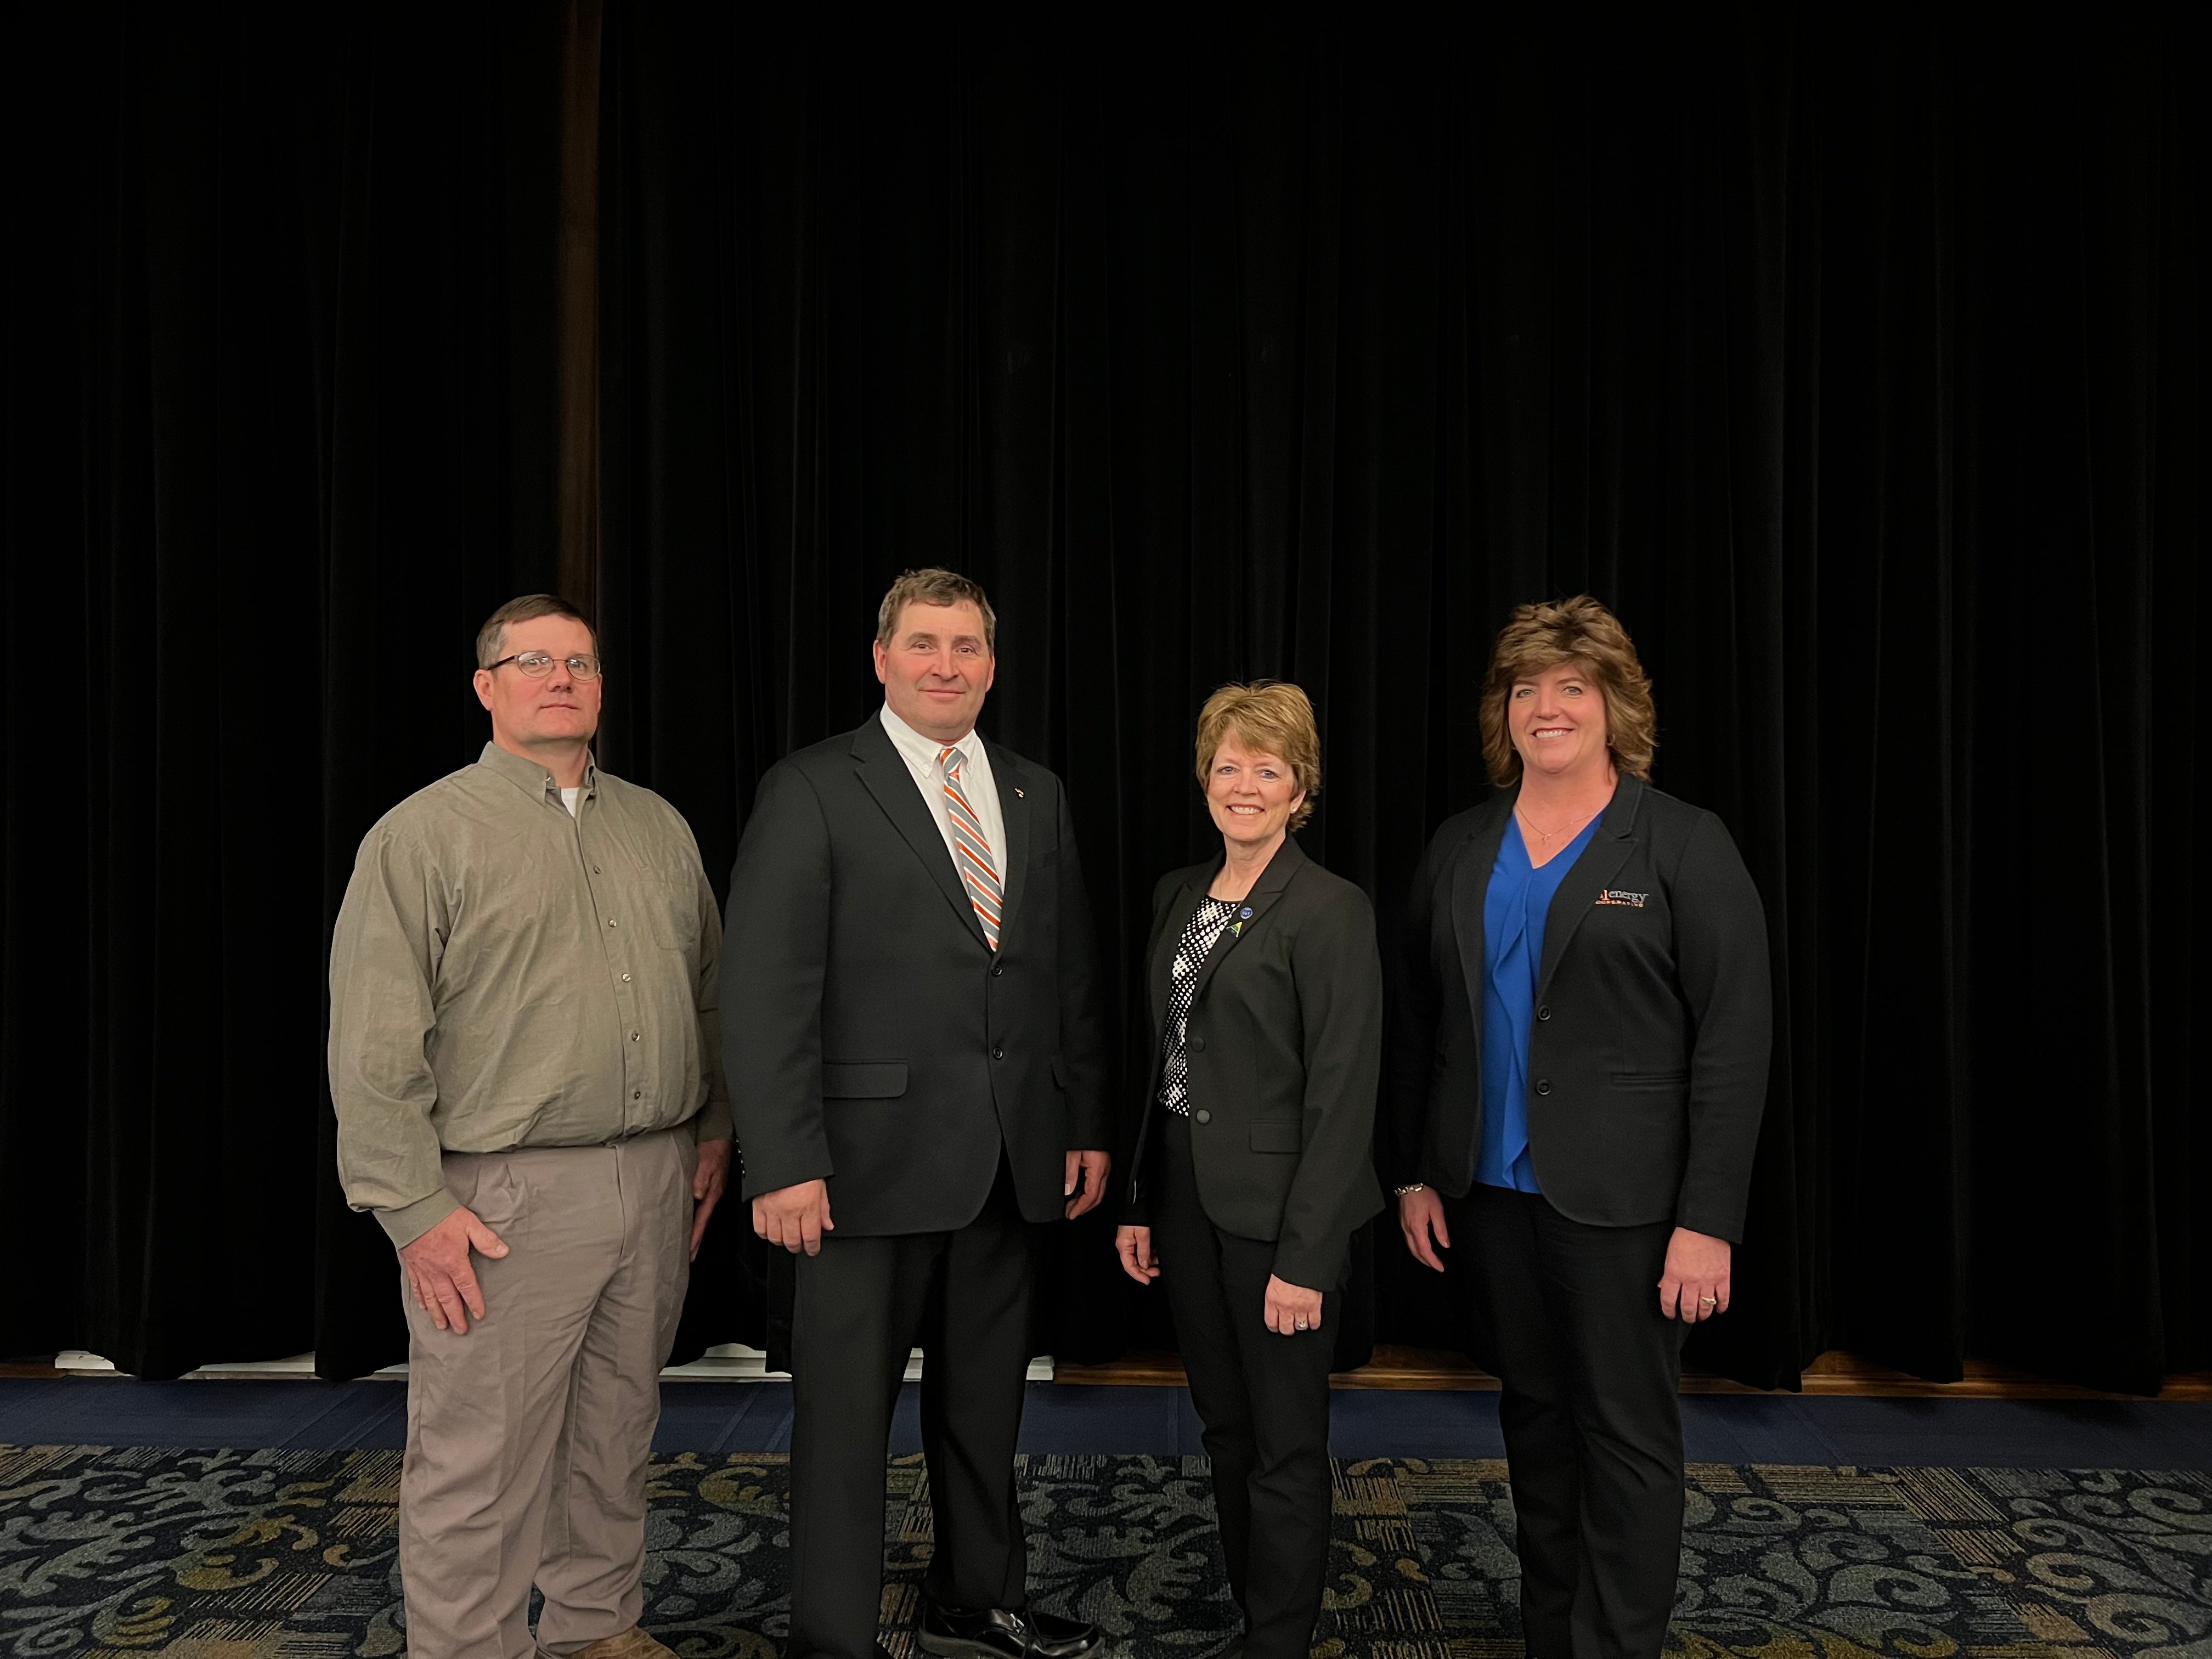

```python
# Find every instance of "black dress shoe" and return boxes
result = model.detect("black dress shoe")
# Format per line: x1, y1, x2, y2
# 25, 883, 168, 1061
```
916, 1602, 1103, 1659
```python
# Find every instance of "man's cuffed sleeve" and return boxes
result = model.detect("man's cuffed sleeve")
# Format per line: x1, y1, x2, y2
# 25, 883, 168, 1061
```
691, 860, 734, 1144
328, 825, 453, 1246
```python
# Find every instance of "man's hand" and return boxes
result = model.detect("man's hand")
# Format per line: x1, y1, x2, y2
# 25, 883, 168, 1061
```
1658, 1226, 1731, 1323
1064, 1149, 1111, 1220
1398, 1187, 1452, 1272
753, 1178, 833, 1255
690, 1138, 732, 1261
1263, 1274, 1323, 1336
399, 1206, 509, 1335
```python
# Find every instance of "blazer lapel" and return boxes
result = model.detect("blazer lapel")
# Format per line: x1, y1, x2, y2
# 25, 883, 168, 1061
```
985, 739, 1030, 944
1150, 873, 1210, 1032
1188, 836, 1308, 1006
1536, 772, 1646, 1000
850, 720, 989, 949
1450, 795, 1513, 1019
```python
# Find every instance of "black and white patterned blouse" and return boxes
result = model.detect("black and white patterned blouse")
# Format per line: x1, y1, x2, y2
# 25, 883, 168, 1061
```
1157, 896, 1243, 1115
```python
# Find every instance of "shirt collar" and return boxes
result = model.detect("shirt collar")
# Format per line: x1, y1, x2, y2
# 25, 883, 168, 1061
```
476, 740, 598, 805
878, 702, 979, 774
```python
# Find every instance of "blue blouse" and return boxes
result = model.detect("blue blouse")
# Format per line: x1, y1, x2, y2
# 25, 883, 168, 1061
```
1476, 814, 1604, 1192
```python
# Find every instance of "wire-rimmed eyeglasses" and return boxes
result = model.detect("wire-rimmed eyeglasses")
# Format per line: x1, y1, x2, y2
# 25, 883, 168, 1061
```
487, 651, 603, 680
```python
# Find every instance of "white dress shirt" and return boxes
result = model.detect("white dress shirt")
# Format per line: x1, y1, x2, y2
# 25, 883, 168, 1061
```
878, 703, 1008, 879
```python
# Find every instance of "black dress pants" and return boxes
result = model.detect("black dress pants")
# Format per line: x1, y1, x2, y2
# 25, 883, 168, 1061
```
1151, 1111, 1336, 1659
787, 1155, 1039, 1659
1446, 1184, 1685, 1659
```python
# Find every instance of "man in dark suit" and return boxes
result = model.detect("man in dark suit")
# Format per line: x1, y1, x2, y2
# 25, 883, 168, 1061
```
723, 568, 1112, 1659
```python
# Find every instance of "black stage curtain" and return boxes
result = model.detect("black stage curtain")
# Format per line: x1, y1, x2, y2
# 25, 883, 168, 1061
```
1, 4, 567, 1380
596, 5, 2205, 1394
3, 5, 2203, 1396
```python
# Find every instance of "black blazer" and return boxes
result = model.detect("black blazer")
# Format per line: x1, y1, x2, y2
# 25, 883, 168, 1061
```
1124, 837, 1385, 1290
1387, 773, 1770, 1242
721, 717, 1112, 1234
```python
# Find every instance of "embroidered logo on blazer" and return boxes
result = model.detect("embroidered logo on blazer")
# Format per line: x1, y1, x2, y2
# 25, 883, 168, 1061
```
1594, 889, 1649, 908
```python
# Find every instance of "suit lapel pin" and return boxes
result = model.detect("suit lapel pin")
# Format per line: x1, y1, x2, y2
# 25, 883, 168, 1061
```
1014, 787, 1024, 798
1239, 906, 1254, 919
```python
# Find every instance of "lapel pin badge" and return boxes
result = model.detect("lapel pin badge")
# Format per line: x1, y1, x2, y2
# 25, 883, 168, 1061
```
1014, 787, 1025, 798
1239, 906, 1254, 919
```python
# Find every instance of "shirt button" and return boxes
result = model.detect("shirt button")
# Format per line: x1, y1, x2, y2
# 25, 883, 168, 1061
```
593, 866, 602, 874
1537, 1005, 1552, 1022
631, 1030, 641, 1042
622, 973, 633, 983
1534, 1079, 1552, 1096
1194, 1109, 1211, 1124
633, 1090, 642, 1100
608, 918, 619, 928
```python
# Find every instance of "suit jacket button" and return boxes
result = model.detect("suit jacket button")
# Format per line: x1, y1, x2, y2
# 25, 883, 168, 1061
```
1536, 1005, 1552, 1022
1534, 1079, 1552, 1096
1194, 1109, 1211, 1124
992, 1046, 1005, 1060
991, 963, 1005, 977
1193, 1035, 1205, 1051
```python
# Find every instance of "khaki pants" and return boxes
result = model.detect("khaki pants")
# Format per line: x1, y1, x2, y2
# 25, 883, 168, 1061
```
398, 1129, 695, 1659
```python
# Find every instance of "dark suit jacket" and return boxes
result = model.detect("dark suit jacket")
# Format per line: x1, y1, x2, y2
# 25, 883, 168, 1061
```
1123, 837, 1385, 1290
1387, 773, 1770, 1242
721, 716, 1112, 1234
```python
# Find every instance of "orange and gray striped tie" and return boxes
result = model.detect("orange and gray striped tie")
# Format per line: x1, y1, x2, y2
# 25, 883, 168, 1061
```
939, 746, 1002, 949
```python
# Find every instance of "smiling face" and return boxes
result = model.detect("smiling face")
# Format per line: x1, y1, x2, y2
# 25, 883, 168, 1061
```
472, 613, 601, 758
1204, 733, 1306, 852
873, 599, 995, 744
1508, 659, 1613, 782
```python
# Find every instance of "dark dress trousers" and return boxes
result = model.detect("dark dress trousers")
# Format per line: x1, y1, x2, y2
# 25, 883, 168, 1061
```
1125, 837, 1384, 1659
1389, 772, 1770, 1659
723, 716, 1111, 1659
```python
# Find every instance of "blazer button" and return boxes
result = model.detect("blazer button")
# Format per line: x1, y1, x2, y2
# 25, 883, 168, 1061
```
1193, 1109, 1211, 1124
1536, 1005, 1552, 1022
1193, 1035, 1205, 1051
1534, 1079, 1552, 1096
991, 962, 1005, 977
992, 1046, 1005, 1060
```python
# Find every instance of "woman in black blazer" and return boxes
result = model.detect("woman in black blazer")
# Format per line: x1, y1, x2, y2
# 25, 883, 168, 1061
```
1117, 681, 1383, 1659
1391, 597, 1770, 1659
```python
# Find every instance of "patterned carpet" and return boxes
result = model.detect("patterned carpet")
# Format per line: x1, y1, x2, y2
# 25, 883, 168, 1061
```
4, 1446, 2210, 1658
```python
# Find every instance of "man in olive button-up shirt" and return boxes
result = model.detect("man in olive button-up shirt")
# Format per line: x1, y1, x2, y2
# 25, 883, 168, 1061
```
329, 594, 730, 1659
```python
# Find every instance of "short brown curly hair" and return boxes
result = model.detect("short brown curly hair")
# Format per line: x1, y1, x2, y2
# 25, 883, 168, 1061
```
1194, 680, 1322, 831
1479, 596, 1656, 787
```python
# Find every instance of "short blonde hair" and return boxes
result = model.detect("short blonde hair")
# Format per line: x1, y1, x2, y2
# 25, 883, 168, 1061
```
1479, 596, 1656, 787
876, 568, 997, 653
1194, 680, 1322, 831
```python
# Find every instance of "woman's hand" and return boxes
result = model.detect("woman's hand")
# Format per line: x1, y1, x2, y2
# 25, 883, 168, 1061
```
1658, 1227, 1731, 1323
1398, 1187, 1452, 1272
1264, 1275, 1323, 1335
1116, 1226, 1161, 1286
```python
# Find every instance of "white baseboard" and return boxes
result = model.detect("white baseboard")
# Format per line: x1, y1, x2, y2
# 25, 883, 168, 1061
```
53, 1347, 1056, 1384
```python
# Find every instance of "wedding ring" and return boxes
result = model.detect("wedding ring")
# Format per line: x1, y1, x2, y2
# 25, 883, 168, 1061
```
1294, 1318, 1309, 1330
1699, 1296, 1717, 1306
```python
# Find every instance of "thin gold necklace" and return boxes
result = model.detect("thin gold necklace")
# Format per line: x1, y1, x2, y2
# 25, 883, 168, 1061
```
1515, 803, 1600, 845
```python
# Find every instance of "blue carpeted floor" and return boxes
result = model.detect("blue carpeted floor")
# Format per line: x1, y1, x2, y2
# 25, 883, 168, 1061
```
4, 1375, 2210, 1466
